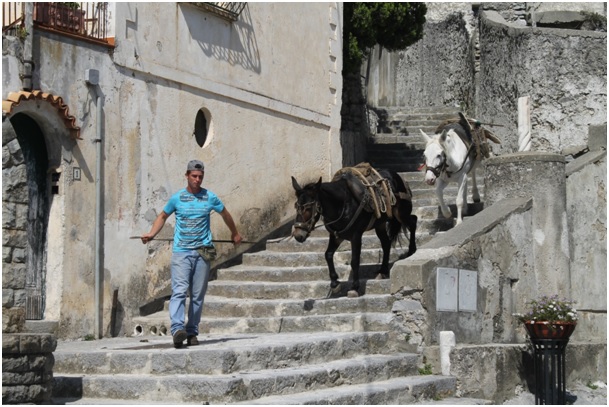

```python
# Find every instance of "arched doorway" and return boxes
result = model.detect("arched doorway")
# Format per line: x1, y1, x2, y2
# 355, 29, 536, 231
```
5, 114, 50, 319
3, 90, 80, 328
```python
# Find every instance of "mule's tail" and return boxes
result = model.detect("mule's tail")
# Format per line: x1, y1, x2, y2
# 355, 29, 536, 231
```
382, 170, 415, 247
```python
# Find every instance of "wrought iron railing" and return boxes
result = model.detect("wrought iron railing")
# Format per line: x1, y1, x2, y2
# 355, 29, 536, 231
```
2, 2, 112, 45
191, 2, 246, 21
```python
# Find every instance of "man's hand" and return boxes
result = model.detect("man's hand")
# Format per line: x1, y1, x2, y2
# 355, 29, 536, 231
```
140, 233, 154, 244
232, 232, 243, 246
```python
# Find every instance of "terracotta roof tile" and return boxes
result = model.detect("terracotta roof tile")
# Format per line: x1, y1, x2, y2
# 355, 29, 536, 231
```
2, 90, 81, 139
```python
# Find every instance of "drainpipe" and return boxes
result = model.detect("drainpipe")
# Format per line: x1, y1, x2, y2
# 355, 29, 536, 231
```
22, 2, 34, 90
85, 69, 103, 339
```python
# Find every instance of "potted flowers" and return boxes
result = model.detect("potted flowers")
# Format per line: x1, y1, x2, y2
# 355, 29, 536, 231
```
515, 294, 578, 340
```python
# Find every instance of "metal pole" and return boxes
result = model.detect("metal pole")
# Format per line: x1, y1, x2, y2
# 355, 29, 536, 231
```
86, 69, 103, 339
94, 92, 102, 339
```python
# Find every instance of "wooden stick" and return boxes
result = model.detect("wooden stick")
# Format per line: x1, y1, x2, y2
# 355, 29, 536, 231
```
129, 236, 256, 244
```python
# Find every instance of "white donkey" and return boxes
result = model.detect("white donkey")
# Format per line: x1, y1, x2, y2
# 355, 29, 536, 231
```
420, 121, 480, 225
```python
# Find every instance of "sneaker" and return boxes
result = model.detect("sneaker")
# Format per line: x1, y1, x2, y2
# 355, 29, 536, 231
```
187, 335, 199, 346
173, 329, 187, 348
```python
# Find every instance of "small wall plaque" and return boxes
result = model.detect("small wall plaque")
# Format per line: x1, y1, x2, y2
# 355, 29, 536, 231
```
73, 167, 81, 181
437, 267, 459, 312
436, 267, 478, 313
458, 269, 478, 312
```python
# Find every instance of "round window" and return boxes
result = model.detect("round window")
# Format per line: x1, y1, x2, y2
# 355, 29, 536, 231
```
194, 109, 210, 148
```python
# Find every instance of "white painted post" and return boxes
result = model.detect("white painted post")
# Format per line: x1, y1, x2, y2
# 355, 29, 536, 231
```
439, 331, 456, 376
518, 96, 531, 152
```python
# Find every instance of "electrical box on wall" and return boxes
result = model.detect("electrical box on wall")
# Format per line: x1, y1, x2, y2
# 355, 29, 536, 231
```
85, 69, 99, 86
436, 267, 478, 312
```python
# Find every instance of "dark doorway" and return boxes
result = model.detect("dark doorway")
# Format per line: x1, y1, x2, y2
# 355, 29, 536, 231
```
10, 113, 50, 320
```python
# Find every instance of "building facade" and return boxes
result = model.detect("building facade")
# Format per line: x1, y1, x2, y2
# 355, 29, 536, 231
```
3, 2, 343, 339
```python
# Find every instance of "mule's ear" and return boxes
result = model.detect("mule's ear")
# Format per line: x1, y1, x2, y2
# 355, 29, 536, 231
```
439, 129, 449, 143
291, 176, 302, 192
419, 129, 432, 143
315, 177, 322, 189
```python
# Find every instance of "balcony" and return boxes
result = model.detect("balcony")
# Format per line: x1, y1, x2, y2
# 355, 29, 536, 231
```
2, 2, 113, 46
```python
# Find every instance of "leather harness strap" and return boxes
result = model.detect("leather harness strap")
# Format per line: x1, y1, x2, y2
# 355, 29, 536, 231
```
333, 162, 395, 220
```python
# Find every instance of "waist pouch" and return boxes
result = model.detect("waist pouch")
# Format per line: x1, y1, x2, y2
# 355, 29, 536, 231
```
196, 246, 217, 262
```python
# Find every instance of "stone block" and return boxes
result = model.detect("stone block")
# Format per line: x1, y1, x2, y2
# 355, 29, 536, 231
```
2, 247, 12, 263
2, 371, 42, 385
2, 334, 20, 353
39, 334, 57, 353
2, 308, 25, 333
2, 202, 16, 228
11, 248, 25, 263
2, 229, 27, 248
2, 354, 28, 372
391, 256, 437, 293
20, 334, 42, 353
2, 289, 14, 307
2, 263, 26, 289
13, 289, 26, 307
391, 299, 423, 312
2, 384, 30, 404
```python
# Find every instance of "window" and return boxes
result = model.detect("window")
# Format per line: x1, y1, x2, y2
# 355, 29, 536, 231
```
194, 109, 210, 148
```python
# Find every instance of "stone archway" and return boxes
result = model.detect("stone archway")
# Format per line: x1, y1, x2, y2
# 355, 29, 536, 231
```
2, 90, 80, 328
4, 114, 50, 319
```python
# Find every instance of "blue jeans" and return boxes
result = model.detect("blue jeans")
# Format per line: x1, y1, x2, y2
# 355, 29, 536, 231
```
169, 251, 210, 336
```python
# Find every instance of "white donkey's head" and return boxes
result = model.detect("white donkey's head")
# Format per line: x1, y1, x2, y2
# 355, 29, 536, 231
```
420, 129, 451, 186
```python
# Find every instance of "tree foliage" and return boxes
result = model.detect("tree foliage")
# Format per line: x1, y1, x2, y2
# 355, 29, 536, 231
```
343, 3, 427, 74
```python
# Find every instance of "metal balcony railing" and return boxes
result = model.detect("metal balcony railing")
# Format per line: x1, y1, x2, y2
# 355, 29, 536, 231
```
192, 2, 246, 21
2, 2, 112, 45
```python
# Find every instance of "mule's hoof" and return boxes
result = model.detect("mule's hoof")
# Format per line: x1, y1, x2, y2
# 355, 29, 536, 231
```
331, 284, 341, 294
347, 290, 359, 298
375, 273, 389, 280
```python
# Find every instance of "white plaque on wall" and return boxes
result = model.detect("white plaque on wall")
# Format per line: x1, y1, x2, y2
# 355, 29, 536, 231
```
436, 267, 459, 312
458, 269, 478, 312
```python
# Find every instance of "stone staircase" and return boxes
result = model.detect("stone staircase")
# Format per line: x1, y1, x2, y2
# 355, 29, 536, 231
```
51, 106, 491, 405
368, 106, 485, 232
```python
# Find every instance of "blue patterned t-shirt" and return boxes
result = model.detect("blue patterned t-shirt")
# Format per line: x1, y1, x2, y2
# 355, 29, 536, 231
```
163, 188, 225, 252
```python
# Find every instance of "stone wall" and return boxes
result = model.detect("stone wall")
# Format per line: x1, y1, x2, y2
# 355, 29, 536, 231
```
2, 334, 57, 404
391, 198, 534, 349
365, 8, 476, 110
2, 120, 27, 334
565, 126, 607, 341
477, 10, 607, 155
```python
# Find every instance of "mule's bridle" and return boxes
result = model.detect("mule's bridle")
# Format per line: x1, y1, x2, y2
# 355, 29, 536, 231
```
293, 201, 321, 235
425, 143, 475, 179
425, 151, 448, 178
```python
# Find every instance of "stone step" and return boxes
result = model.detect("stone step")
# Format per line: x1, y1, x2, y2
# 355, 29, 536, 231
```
136, 311, 395, 335
207, 278, 391, 300
53, 332, 437, 404
235, 375, 457, 405
369, 136, 428, 147
53, 332, 392, 376
266, 234, 422, 254
400, 171, 487, 183
241, 247, 408, 268
367, 148, 424, 160
201, 294, 396, 317
376, 106, 458, 115
53, 350, 419, 403
148, 294, 396, 319
370, 162, 424, 172
419, 397, 494, 405
215, 264, 387, 283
